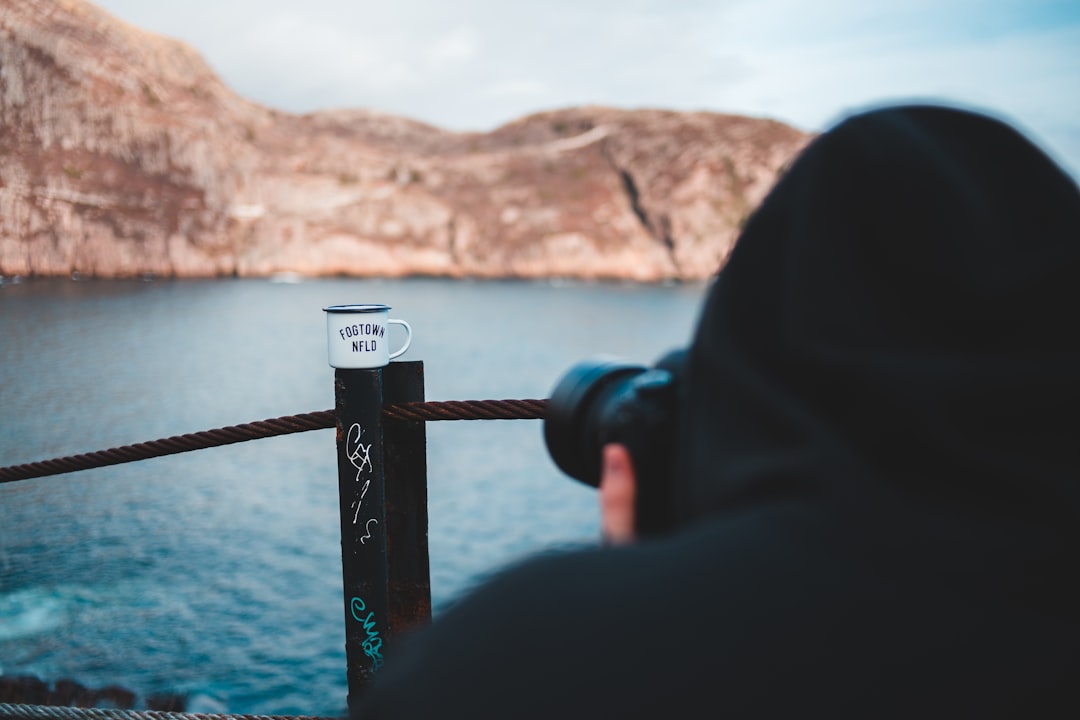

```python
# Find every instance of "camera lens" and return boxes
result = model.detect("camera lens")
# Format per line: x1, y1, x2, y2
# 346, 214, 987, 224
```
543, 357, 647, 487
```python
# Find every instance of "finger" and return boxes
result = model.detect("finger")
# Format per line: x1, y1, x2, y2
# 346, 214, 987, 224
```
600, 443, 636, 545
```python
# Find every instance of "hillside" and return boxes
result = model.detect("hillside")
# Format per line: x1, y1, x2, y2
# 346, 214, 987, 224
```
0, 0, 812, 281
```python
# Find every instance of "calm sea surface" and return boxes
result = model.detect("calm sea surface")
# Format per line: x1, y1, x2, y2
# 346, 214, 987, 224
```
0, 276, 706, 716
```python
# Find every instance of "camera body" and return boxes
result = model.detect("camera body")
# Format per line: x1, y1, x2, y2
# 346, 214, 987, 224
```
543, 349, 685, 536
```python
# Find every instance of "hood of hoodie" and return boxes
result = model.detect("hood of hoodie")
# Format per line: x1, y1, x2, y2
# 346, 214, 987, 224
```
672, 105, 1080, 531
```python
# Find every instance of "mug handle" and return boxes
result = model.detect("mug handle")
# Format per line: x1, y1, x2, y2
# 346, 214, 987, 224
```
388, 319, 412, 360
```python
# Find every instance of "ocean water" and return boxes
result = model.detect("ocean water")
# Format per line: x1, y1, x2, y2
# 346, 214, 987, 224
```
0, 276, 707, 716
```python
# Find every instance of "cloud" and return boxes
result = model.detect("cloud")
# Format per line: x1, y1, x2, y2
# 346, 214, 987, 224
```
426, 26, 478, 66
482, 80, 550, 98
709, 1, 1080, 172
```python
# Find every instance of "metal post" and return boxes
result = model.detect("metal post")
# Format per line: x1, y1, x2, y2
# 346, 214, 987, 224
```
334, 360, 430, 712
382, 361, 432, 634
335, 367, 387, 705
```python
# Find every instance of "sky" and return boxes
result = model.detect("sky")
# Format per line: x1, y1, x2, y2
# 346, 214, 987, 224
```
92, 0, 1080, 177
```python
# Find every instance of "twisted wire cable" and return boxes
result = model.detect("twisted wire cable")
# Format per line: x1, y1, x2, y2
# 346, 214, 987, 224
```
0, 705, 335, 720
0, 400, 548, 485
383, 399, 547, 422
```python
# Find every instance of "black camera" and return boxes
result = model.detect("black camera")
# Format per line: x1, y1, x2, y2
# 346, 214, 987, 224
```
543, 349, 686, 536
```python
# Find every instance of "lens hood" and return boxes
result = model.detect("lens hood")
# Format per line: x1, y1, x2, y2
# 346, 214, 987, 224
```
543, 356, 645, 486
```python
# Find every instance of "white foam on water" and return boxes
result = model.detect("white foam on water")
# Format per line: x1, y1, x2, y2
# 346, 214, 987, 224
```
0, 586, 68, 641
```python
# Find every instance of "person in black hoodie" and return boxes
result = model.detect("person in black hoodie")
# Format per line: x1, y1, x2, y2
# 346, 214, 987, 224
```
351, 104, 1080, 719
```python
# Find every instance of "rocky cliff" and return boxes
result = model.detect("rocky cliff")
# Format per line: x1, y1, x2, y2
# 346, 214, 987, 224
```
0, 0, 812, 281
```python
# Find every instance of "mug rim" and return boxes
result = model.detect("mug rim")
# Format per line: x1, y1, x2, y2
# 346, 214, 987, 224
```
324, 304, 391, 314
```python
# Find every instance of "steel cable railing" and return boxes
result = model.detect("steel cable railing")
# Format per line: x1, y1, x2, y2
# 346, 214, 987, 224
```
0, 399, 548, 484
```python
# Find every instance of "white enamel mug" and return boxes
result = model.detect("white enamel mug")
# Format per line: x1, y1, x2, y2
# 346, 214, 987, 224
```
324, 304, 412, 369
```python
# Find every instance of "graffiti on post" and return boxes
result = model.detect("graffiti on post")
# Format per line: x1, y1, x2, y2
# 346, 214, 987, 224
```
346, 423, 379, 535
350, 596, 385, 671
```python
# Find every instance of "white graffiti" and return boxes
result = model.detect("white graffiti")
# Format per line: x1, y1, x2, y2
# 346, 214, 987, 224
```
351, 478, 371, 525
347, 423, 373, 474
346, 423, 375, 526
360, 518, 379, 545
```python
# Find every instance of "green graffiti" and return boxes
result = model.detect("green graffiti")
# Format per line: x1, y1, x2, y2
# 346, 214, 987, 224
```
350, 596, 384, 671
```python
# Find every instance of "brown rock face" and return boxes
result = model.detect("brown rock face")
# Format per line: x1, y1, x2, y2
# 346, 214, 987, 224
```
1, 0, 812, 281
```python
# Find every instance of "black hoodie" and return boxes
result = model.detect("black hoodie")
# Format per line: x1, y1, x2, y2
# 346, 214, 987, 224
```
352, 105, 1080, 719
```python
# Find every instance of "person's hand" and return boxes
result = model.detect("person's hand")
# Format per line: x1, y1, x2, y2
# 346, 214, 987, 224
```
600, 443, 636, 545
